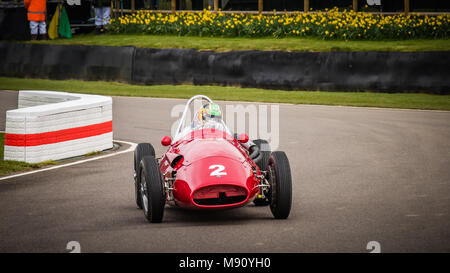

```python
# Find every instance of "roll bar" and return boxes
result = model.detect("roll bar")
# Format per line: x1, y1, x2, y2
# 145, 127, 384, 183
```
174, 95, 214, 138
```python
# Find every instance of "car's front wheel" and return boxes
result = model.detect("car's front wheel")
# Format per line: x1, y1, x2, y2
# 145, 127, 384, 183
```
134, 143, 155, 209
267, 151, 292, 219
139, 155, 165, 223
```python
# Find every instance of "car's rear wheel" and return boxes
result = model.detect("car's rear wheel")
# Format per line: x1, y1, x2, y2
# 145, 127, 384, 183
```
267, 151, 292, 219
253, 139, 271, 206
139, 155, 165, 223
253, 139, 271, 171
134, 143, 155, 209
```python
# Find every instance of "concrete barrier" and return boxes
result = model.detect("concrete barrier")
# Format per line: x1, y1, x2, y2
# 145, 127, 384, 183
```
4, 90, 113, 163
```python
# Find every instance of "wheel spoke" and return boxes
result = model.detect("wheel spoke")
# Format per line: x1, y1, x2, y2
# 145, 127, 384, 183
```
141, 176, 149, 214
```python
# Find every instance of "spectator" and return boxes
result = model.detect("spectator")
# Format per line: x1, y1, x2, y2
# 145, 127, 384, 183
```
93, 0, 111, 34
24, 0, 47, 40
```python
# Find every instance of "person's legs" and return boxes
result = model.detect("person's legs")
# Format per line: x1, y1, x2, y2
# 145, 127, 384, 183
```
38, 21, 46, 34
94, 7, 103, 34
97, 7, 111, 33
29, 21, 38, 40
38, 21, 48, 40
95, 8, 102, 24
102, 7, 110, 26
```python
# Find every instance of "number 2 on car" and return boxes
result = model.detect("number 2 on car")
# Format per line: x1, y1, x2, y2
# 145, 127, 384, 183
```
209, 165, 227, 177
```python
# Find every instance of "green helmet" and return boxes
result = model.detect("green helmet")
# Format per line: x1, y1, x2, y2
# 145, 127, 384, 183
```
205, 103, 222, 118
198, 102, 222, 123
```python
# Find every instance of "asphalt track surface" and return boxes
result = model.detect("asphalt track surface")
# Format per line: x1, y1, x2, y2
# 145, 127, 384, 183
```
1, 90, 449, 253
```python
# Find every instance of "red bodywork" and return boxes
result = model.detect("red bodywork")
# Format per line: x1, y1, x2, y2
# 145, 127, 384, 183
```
160, 128, 261, 209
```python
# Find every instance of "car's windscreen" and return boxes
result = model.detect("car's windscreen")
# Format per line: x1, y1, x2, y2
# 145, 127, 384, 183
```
173, 97, 232, 142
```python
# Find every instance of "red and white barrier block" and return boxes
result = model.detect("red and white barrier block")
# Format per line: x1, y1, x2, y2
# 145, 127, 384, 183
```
4, 91, 113, 163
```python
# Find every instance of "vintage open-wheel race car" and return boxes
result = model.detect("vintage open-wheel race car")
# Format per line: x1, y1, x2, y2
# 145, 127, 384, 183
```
133, 95, 292, 223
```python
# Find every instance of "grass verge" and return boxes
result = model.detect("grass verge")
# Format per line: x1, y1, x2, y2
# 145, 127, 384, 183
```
1, 77, 449, 110
27, 34, 450, 52
0, 133, 59, 176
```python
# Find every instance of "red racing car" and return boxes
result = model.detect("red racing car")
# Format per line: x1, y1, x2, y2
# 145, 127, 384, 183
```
133, 95, 292, 223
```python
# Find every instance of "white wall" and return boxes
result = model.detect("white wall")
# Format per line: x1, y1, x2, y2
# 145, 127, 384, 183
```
4, 91, 113, 163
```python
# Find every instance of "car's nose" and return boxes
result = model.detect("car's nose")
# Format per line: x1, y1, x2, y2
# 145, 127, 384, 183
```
172, 156, 258, 208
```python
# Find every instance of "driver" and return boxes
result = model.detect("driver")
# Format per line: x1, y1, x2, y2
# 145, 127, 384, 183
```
192, 103, 259, 159
192, 102, 227, 131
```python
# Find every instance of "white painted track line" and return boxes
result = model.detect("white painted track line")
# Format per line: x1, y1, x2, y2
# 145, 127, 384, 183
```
0, 140, 137, 181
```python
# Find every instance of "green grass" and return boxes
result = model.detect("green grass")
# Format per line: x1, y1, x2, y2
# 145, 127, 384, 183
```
0, 133, 59, 176
1, 77, 449, 110
0, 133, 4, 161
84, 150, 102, 157
27, 34, 450, 52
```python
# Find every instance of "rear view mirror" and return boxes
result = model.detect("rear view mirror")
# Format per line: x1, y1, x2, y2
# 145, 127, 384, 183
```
161, 136, 172, 146
237, 133, 249, 143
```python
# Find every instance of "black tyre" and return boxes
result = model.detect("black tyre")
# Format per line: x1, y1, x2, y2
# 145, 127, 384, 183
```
134, 143, 155, 171
253, 139, 271, 171
134, 143, 155, 209
253, 139, 271, 206
139, 155, 165, 223
267, 151, 292, 219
